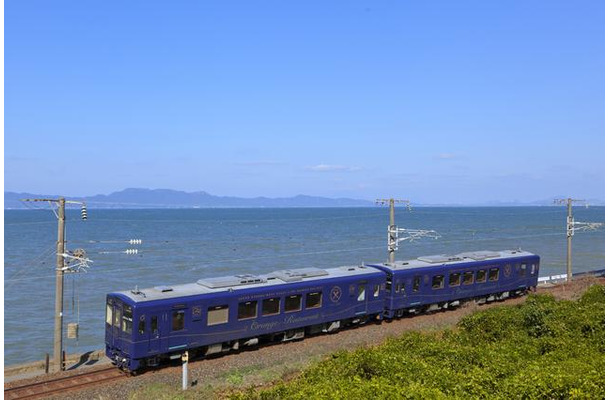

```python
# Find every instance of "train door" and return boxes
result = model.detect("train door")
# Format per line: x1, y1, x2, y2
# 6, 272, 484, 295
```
149, 314, 160, 353
355, 281, 368, 315
112, 302, 122, 349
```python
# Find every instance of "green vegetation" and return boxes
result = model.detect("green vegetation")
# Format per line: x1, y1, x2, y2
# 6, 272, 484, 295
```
230, 285, 605, 399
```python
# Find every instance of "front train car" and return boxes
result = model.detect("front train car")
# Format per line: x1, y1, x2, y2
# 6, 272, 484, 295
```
105, 265, 387, 372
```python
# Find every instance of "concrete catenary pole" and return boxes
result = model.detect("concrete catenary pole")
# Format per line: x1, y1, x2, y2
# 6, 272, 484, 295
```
388, 199, 396, 263
566, 198, 573, 282
54, 197, 66, 372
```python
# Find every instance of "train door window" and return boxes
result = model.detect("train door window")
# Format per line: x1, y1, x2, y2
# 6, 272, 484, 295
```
531, 264, 538, 275
385, 274, 393, 292
373, 284, 381, 297
413, 276, 421, 292
172, 310, 185, 331
349, 285, 356, 296
151, 316, 158, 334
285, 295, 302, 312
449, 273, 461, 287
394, 282, 401, 293
306, 292, 322, 309
122, 306, 133, 334
113, 305, 121, 329
432, 275, 444, 289
489, 268, 499, 282
463, 271, 474, 285
238, 301, 258, 320
476, 270, 487, 283
192, 306, 202, 322
138, 316, 145, 335
207, 305, 229, 326
399, 283, 406, 293
357, 284, 366, 301
262, 298, 280, 316
519, 263, 527, 277
106, 303, 113, 326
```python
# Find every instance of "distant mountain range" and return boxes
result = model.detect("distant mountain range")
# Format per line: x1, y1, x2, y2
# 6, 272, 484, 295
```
4, 189, 604, 209
4, 189, 373, 209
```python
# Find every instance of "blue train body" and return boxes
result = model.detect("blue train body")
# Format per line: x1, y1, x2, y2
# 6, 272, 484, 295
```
105, 249, 540, 372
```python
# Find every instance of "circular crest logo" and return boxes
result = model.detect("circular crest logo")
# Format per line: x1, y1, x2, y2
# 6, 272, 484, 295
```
330, 286, 342, 302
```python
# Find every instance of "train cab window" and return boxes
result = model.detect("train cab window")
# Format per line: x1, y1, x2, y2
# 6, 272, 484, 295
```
519, 263, 527, 277
122, 306, 133, 334
463, 271, 474, 285
238, 301, 258, 320
207, 305, 229, 326
476, 270, 487, 283
413, 276, 421, 292
432, 275, 444, 289
306, 292, 322, 309
172, 310, 185, 331
489, 268, 499, 282
262, 298, 280, 316
285, 295, 302, 313
449, 273, 461, 287
151, 316, 158, 333
357, 284, 366, 301
106, 303, 113, 325
138, 316, 145, 335
373, 284, 381, 297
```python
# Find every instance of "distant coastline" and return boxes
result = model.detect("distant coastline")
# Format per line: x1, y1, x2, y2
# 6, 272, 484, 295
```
4, 188, 605, 209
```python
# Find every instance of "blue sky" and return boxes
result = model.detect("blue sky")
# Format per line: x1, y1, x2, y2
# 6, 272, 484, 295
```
5, 1, 604, 204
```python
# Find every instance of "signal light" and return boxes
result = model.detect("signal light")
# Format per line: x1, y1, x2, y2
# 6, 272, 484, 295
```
81, 205, 88, 220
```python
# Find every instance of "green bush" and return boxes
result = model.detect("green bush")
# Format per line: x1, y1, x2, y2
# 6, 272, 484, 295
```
230, 285, 605, 399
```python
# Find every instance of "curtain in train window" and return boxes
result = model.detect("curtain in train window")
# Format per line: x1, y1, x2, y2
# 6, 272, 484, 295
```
208, 305, 229, 326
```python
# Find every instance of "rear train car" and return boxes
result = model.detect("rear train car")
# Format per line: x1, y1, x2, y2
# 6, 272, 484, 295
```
368, 249, 540, 318
105, 265, 386, 371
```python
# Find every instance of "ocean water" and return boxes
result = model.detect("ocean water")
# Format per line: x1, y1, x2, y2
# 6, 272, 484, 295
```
4, 207, 605, 366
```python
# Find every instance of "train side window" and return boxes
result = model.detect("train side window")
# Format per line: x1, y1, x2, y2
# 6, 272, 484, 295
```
413, 276, 421, 292
122, 306, 133, 334
449, 273, 460, 287
373, 284, 381, 297
463, 271, 474, 285
519, 263, 527, 277
385, 274, 393, 291
285, 295, 302, 313
207, 305, 229, 326
432, 275, 444, 289
172, 310, 185, 331
306, 292, 322, 309
106, 303, 113, 325
476, 270, 487, 283
192, 306, 202, 322
238, 301, 258, 320
489, 268, 499, 281
138, 316, 145, 335
399, 283, 406, 293
151, 316, 158, 333
262, 298, 280, 316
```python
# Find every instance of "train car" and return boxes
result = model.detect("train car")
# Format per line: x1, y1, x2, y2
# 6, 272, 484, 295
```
105, 265, 386, 371
368, 249, 540, 318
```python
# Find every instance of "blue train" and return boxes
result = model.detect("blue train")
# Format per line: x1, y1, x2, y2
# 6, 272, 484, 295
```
105, 249, 540, 371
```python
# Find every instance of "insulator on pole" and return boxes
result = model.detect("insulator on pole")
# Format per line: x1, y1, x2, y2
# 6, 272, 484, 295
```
80, 205, 88, 220
125, 249, 139, 255
129, 239, 142, 245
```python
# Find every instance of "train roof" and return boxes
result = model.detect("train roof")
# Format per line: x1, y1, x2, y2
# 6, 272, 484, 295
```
112, 264, 384, 303
368, 249, 538, 271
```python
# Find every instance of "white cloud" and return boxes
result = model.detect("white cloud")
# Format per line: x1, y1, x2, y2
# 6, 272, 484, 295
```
306, 164, 362, 172
438, 153, 457, 159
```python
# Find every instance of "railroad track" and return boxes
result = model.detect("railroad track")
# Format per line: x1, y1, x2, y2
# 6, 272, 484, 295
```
4, 366, 127, 400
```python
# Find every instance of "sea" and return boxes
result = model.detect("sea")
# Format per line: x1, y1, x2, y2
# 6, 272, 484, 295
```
4, 206, 605, 366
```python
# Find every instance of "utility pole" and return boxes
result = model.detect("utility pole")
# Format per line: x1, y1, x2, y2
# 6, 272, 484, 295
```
376, 198, 439, 263
554, 198, 603, 282
22, 197, 88, 372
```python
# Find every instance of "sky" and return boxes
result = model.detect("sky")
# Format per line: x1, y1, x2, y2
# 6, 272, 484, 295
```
4, 1, 605, 204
